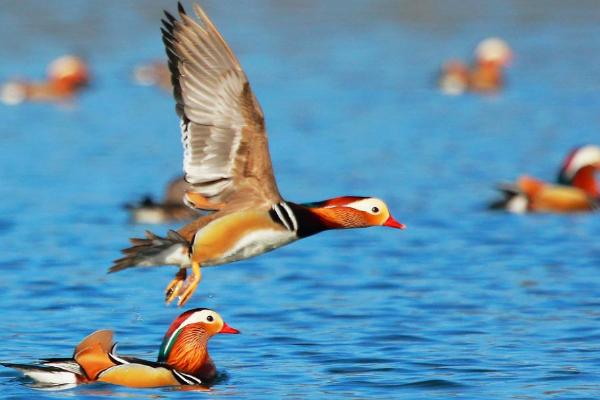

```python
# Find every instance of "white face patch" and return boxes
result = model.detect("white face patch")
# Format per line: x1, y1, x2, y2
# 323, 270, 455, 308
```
564, 145, 600, 180
475, 37, 511, 63
180, 309, 220, 328
346, 198, 388, 216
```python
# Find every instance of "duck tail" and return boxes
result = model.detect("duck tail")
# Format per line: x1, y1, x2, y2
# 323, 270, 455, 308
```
109, 230, 190, 273
1, 359, 84, 385
489, 183, 529, 213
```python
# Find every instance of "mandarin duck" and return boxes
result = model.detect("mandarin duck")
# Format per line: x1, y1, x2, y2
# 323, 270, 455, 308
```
133, 60, 172, 92
1, 308, 239, 389
0, 55, 89, 105
126, 175, 200, 224
439, 37, 512, 95
490, 145, 600, 213
109, 3, 405, 306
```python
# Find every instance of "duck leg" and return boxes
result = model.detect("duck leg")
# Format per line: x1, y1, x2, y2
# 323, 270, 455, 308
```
176, 261, 202, 307
165, 268, 187, 304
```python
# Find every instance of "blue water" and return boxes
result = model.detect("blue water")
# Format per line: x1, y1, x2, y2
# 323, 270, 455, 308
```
1, 1, 600, 398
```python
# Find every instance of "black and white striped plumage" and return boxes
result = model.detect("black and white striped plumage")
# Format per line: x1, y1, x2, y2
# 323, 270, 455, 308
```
1, 359, 84, 389
269, 202, 298, 233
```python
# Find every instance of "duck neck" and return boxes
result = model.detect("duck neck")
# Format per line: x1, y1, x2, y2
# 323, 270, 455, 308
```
288, 202, 358, 238
164, 328, 216, 380
571, 166, 599, 197
472, 61, 503, 89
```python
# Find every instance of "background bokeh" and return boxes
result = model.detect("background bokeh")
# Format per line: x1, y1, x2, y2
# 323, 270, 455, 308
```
0, 1, 599, 398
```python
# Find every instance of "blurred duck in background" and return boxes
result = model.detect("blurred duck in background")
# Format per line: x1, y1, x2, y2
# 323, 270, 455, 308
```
133, 61, 171, 92
125, 176, 199, 224
490, 145, 600, 213
0, 55, 90, 105
1, 308, 239, 389
439, 37, 512, 95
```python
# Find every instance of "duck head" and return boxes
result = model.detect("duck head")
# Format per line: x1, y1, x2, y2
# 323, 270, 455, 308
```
303, 196, 405, 230
557, 145, 600, 197
475, 37, 512, 67
158, 308, 239, 378
47, 55, 90, 92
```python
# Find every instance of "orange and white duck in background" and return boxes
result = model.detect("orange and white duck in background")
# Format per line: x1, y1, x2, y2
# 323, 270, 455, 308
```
439, 37, 512, 95
490, 145, 600, 213
110, 3, 405, 307
1, 308, 239, 389
125, 175, 200, 224
133, 60, 172, 92
0, 55, 90, 105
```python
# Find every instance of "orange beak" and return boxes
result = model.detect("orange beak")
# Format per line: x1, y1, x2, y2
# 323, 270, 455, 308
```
383, 215, 406, 230
219, 322, 240, 334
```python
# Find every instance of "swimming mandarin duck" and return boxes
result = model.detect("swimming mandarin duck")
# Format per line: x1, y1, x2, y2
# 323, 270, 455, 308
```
133, 60, 172, 92
490, 145, 600, 213
439, 37, 512, 95
126, 175, 199, 224
1, 308, 239, 389
0, 55, 90, 105
109, 3, 404, 306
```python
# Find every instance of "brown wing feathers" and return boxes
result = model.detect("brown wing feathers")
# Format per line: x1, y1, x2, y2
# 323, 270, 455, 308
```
161, 6, 187, 125
108, 3, 281, 274
160, 3, 280, 207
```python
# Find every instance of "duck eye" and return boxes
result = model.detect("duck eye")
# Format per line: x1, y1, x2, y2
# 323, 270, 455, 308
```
206, 315, 214, 322
371, 206, 380, 213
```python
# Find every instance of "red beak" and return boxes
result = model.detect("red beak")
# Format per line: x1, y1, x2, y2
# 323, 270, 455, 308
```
383, 215, 406, 230
219, 322, 240, 334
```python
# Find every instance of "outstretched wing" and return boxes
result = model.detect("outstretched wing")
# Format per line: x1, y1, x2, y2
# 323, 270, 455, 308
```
162, 3, 281, 211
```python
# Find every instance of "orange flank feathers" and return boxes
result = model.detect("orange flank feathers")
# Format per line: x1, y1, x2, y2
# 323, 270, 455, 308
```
518, 176, 594, 212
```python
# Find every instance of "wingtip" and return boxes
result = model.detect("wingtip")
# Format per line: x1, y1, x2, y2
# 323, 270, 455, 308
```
161, 18, 174, 33
192, 3, 209, 22
178, 1, 186, 16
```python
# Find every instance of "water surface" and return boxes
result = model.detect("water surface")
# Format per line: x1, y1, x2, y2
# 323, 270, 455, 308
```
0, 1, 599, 399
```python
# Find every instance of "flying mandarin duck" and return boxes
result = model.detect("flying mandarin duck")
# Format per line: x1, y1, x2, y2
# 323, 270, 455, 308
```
0, 55, 90, 105
490, 145, 600, 213
126, 175, 199, 224
1, 308, 239, 389
439, 37, 512, 95
110, 3, 404, 306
